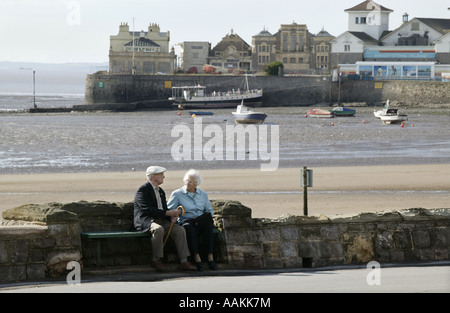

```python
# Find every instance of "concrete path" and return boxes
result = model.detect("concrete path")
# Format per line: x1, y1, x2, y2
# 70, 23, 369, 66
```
1, 262, 449, 294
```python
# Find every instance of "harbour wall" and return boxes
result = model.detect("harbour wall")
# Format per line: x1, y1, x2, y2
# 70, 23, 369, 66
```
1, 201, 449, 282
84, 73, 450, 109
84, 74, 330, 109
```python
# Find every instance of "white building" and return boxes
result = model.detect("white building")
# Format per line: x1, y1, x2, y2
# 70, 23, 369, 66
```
331, 0, 450, 80
179, 42, 211, 73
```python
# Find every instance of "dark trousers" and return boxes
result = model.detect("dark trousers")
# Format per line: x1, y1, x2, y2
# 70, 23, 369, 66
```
182, 222, 214, 256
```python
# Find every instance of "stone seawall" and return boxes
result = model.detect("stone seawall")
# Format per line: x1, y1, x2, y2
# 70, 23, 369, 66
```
1, 201, 449, 283
333, 80, 450, 107
84, 73, 450, 109
84, 74, 331, 108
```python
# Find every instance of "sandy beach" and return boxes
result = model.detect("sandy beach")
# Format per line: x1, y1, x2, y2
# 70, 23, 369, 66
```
1, 164, 449, 220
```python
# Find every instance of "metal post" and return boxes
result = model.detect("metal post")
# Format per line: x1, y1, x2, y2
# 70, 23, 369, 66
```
303, 166, 308, 216
33, 70, 36, 109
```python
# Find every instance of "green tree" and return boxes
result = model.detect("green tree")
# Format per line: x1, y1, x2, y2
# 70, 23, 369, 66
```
264, 61, 283, 76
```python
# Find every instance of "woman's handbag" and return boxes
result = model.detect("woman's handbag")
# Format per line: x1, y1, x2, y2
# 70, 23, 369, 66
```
189, 212, 213, 228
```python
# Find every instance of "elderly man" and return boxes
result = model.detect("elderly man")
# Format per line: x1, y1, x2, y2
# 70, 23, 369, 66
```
134, 166, 196, 272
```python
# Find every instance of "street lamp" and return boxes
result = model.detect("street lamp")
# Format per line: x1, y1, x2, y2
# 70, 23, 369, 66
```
33, 70, 37, 109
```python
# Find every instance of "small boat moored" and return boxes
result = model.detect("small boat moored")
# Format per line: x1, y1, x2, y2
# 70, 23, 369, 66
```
379, 109, 408, 124
331, 107, 356, 117
374, 100, 408, 124
307, 108, 334, 118
232, 103, 267, 124
189, 111, 214, 116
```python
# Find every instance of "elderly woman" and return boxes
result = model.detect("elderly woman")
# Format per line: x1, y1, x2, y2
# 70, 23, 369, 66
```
167, 169, 217, 271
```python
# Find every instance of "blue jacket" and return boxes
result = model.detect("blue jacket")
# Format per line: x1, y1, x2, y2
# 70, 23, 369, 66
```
167, 186, 214, 224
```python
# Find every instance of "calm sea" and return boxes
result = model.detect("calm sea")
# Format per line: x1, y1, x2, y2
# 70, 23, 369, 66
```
1, 65, 450, 174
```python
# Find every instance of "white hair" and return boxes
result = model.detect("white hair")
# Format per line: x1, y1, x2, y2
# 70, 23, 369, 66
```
183, 169, 202, 186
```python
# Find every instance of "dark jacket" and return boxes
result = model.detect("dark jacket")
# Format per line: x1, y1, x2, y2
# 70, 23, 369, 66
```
133, 181, 168, 232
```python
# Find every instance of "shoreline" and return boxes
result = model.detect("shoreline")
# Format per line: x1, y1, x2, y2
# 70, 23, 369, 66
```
1, 164, 449, 220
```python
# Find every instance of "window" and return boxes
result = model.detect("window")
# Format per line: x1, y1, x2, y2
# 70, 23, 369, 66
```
291, 35, 297, 52
299, 36, 304, 52
360, 17, 367, 24
355, 17, 359, 24
345, 45, 351, 52
283, 34, 288, 52
411, 22, 420, 31
283, 57, 287, 63
299, 58, 303, 63
290, 57, 296, 63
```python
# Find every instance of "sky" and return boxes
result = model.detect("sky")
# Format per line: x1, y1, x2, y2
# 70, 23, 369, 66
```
0, 0, 449, 64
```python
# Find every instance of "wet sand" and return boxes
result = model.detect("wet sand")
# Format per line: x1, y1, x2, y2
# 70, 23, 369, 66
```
1, 164, 449, 220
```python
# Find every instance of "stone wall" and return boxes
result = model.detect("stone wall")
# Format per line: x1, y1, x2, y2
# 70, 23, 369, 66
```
332, 80, 450, 106
85, 73, 450, 109
84, 74, 330, 107
1, 201, 449, 283
217, 205, 450, 269
0, 206, 82, 282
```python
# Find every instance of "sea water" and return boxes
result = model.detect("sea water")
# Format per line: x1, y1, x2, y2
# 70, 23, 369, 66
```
1, 65, 449, 174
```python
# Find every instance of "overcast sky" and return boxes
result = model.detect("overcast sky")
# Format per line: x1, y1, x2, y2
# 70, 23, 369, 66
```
0, 0, 448, 64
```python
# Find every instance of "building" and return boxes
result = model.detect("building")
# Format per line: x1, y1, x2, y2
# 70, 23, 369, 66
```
251, 28, 277, 74
331, 0, 450, 80
179, 42, 211, 73
109, 22, 176, 74
331, 0, 393, 66
251, 23, 334, 75
311, 29, 335, 72
207, 30, 252, 74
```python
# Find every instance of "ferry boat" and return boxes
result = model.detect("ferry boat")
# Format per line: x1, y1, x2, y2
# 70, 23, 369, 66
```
170, 76, 263, 109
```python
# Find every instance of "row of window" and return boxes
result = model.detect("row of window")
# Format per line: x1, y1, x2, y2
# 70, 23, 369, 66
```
257, 44, 330, 53
124, 47, 160, 53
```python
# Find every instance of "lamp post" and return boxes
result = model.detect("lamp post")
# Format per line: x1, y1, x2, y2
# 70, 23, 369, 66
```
33, 70, 37, 109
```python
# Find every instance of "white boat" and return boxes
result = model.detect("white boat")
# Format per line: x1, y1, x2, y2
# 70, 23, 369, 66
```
374, 100, 408, 124
232, 102, 267, 124
374, 99, 391, 118
379, 109, 408, 124
170, 75, 263, 109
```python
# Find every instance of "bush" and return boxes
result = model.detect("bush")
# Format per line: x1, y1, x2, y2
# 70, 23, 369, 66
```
264, 61, 284, 76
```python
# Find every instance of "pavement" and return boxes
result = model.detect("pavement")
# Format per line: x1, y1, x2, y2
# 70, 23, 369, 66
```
1, 261, 449, 294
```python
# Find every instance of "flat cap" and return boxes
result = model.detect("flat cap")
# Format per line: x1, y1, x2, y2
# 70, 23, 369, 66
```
146, 166, 167, 177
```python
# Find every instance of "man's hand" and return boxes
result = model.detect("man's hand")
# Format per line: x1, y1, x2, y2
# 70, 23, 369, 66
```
166, 209, 181, 217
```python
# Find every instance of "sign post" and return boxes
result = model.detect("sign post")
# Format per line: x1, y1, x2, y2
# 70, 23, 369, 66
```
301, 166, 313, 216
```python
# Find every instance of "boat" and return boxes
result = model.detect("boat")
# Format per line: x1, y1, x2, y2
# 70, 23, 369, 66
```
170, 75, 263, 109
189, 111, 214, 116
330, 107, 356, 117
379, 109, 408, 124
232, 102, 267, 124
374, 100, 390, 118
307, 108, 334, 118
374, 100, 408, 124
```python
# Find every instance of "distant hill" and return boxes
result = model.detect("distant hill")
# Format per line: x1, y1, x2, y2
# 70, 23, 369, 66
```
0, 61, 109, 73
0, 62, 109, 95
